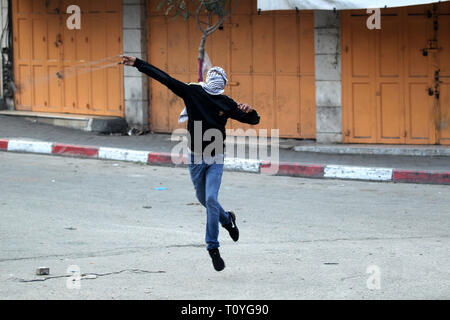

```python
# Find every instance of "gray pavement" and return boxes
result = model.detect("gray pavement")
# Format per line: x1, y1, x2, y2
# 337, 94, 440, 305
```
0, 152, 449, 299
1, 115, 450, 171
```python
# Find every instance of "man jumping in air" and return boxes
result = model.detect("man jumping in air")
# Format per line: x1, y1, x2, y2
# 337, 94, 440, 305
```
122, 55, 260, 272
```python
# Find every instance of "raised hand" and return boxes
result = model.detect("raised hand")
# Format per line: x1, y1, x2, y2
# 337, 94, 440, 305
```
238, 103, 253, 113
121, 55, 137, 66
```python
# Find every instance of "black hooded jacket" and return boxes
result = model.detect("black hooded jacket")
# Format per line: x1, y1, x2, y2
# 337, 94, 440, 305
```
134, 58, 260, 155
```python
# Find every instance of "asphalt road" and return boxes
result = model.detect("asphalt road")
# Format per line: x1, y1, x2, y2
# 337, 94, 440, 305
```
0, 152, 449, 299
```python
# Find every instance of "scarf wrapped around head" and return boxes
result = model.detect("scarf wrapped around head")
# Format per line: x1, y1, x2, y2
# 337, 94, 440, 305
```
200, 67, 228, 95
178, 67, 228, 123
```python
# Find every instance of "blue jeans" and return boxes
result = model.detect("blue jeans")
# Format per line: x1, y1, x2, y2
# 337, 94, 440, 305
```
188, 154, 231, 250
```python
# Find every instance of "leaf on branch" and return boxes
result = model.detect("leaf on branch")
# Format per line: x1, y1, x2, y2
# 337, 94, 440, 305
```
158, 0, 192, 21
157, 0, 166, 12
166, 4, 175, 15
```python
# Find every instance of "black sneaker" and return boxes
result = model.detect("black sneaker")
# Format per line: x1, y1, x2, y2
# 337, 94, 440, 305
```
208, 248, 225, 272
223, 211, 239, 242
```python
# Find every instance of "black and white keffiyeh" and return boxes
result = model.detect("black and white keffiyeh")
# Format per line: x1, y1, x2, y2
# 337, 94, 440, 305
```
200, 67, 228, 95
178, 67, 228, 123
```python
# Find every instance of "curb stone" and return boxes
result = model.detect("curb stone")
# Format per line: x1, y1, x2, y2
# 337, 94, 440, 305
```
1, 138, 449, 185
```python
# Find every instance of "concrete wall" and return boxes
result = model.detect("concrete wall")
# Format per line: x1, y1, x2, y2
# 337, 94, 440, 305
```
0, 0, 8, 99
123, 0, 149, 131
314, 10, 342, 144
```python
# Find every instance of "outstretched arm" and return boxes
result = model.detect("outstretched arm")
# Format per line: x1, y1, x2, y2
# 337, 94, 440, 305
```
122, 55, 190, 99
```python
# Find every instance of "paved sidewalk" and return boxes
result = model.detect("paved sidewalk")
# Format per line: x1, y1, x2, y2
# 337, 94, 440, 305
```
1, 115, 450, 184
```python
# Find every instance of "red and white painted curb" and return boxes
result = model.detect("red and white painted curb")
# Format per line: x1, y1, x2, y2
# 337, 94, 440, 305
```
1, 138, 449, 185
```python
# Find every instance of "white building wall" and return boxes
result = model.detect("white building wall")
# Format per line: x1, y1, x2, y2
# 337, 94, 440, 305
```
314, 10, 342, 143
0, 0, 8, 99
123, 0, 149, 131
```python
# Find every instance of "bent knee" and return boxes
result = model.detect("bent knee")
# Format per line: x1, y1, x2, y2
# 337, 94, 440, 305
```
205, 196, 219, 207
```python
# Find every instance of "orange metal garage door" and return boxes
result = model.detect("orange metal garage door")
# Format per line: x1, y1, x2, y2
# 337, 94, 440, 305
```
342, 3, 450, 145
147, 0, 316, 138
12, 0, 124, 117
438, 2, 450, 145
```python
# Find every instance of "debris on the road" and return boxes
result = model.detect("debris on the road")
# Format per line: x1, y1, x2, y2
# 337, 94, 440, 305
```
127, 128, 148, 136
324, 263, 339, 265
36, 267, 50, 276
143, 206, 152, 209
155, 187, 167, 191
186, 202, 201, 206
65, 227, 77, 231
17, 269, 166, 283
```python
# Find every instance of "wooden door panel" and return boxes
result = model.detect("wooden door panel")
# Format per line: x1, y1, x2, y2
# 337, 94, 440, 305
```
405, 18, 430, 77
253, 75, 274, 133
209, 20, 229, 75
30, 13, 50, 113
90, 12, 107, 112
407, 82, 434, 142
167, 18, 189, 74
62, 64, 77, 112
378, 18, 401, 78
149, 15, 169, 132
378, 83, 403, 141
376, 15, 404, 143
147, 2, 315, 139
405, 7, 435, 144
232, 0, 254, 14
91, 68, 107, 112
439, 83, 450, 143
350, 19, 372, 78
13, 0, 123, 116
149, 17, 168, 70
17, 65, 32, 108
230, 75, 253, 132
275, 15, 298, 74
300, 75, 316, 138
16, 18, 31, 61
351, 82, 375, 140
230, 15, 252, 74
76, 67, 90, 113
253, 15, 273, 74
32, 65, 47, 109
31, 18, 46, 61
299, 13, 315, 76
276, 75, 300, 137
16, 0, 31, 14
151, 81, 170, 132
187, 19, 204, 76
106, 66, 123, 113
342, 14, 376, 143
47, 13, 60, 62
48, 65, 62, 110
342, 6, 442, 145
15, 12, 32, 110
438, 6, 450, 144
438, 4, 450, 77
